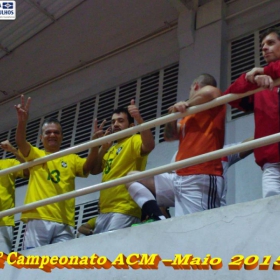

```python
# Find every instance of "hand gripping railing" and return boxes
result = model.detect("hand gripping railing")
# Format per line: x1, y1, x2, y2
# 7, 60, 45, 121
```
0, 78, 280, 219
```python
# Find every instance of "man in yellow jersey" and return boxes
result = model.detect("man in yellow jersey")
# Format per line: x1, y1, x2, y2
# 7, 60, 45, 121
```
91, 99, 155, 233
14, 95, 101, 249
0, 140, 28, 253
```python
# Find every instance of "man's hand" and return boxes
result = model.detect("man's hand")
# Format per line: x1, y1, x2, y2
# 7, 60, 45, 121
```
168, 101, 189, 114
0, 140, 16, 153
14, 95, 31, 123
93, 119, 112, 150
86, 119, 113, 175
245, 67, 273, 89
253, 75, 274, 90
128, 99, 142, 124
245, 67, 264, 83
0, 139, 27, 165
127, 99, 154, 154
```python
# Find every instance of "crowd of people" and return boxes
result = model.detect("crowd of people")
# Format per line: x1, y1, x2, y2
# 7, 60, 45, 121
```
0, 26, 280, 253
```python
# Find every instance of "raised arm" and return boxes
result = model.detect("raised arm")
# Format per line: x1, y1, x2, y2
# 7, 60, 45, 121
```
0, 140, 29, 177
164, 85, 221, 141
14, 95, 31, 157
128, 99, 155, 155
163, 107, 180, 141
186, 85, 221, 107
0, 140, 25, 163
85, 119, 112, 175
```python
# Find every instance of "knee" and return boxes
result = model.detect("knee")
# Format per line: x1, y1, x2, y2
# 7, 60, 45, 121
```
125, 171, 141, 189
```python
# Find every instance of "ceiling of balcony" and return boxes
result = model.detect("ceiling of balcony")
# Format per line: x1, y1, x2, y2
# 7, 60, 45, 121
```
0, 0, 189, 105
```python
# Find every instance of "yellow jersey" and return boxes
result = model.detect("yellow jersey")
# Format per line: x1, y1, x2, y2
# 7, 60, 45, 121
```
0, 159, 24, 226
100, 134, 148, 219
87, 216, 97, 229
20, 144, 87, 226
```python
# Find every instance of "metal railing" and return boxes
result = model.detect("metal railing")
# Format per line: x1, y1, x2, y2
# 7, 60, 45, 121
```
1, 78, 280, 219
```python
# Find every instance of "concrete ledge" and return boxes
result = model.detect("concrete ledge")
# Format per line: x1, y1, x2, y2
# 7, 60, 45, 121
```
2, 195, 280, 279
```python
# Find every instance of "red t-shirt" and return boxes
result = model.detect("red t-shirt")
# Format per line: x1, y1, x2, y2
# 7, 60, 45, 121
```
223, 64, 280, 167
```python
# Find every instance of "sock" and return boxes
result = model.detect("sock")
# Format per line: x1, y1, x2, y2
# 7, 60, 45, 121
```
142, 200, 166, 221
128, 182, 166, 221
128, 182, 155, 208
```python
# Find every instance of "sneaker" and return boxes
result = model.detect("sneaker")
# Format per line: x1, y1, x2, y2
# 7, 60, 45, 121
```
131, 219, 156, 227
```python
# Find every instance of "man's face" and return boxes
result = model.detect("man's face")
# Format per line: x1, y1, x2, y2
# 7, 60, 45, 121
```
41, 122, 63, 153
111, 112, 132, 133
261, 32, 280, 63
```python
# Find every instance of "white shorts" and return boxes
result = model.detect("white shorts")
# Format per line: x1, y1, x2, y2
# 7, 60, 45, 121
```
154, 172, 176, 207
220, 176, 228, 207
155, 173, 224, 216
93, 213, 140, 234
23, 220, 75, 250
262, 163, 280, 197
0, 226, 13, 254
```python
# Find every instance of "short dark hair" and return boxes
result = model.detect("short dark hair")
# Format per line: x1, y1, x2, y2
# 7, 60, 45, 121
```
195, 73, 217, 87
112, 107, 134, 124
41, 117, 63, 135
260, 27, 280, 42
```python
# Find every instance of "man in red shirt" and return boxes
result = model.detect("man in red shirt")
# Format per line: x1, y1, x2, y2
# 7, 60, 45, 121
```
223, 27, 280, 197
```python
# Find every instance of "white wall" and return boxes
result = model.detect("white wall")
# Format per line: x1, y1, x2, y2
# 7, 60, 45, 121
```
0, 29, 180, 132
5, 194, 280, 279
177, 19, 225, 101
226, 0, 280, 40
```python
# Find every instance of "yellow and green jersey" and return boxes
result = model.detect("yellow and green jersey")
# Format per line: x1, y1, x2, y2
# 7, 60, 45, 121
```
87, 216, 97, 230
0, 159, 24, 226
100, 134, 148, 219
20, 144, 87, 226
